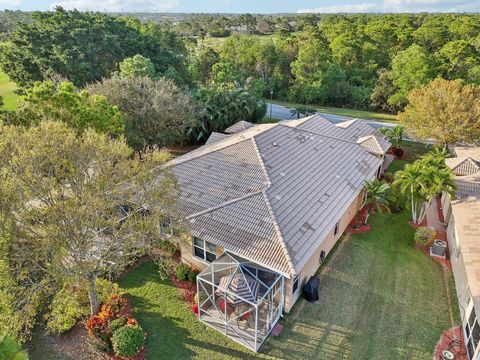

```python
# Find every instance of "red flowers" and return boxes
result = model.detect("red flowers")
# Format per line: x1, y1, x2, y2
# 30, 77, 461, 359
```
85, 315, 106, 337
127, 318, 138, 326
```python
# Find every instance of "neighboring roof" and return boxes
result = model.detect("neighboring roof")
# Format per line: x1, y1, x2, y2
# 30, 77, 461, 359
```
454, 147, 480, 159
169, 115, 386, 277
224, 120, 254, 134
449, 196, 480, 317
446, 147, 480, 198
446, 157, 480, 176
205, 132, 230, 145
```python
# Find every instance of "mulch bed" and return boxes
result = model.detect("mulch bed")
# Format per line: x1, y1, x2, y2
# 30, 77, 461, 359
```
346, 205, 372, 234
170, 274, 196, 304
433, 326, 467, 360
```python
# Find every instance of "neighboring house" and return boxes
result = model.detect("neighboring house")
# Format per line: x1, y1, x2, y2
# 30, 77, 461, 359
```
442, 147, 480, 360
167, 115, 391, 351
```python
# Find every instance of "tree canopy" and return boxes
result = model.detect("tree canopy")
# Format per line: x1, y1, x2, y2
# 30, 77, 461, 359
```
87, 76, 197, 151
0, 7, 187, 88
118, 54, 157, 79
1, 81, 124, 136
398, 78, 480, 146
0, 121, 177, 339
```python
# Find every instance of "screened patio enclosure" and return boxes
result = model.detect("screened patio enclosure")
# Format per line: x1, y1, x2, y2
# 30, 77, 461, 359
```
196, 252, 284, 352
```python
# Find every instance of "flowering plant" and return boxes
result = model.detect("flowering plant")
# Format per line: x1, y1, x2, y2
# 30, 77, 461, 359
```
127, 318, 138, 327
86, 315, 106, 337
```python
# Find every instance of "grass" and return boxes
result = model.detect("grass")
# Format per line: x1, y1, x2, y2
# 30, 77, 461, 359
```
121, 213, 457, 359
119, 261, 267, 360
0, 70, 19, 110
263, 211, 458, 360
269, 98, 398, 123
387, 140, 433, 173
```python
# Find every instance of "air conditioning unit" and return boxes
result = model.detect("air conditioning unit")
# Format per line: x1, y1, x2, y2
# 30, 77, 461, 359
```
430, 240, 447, 258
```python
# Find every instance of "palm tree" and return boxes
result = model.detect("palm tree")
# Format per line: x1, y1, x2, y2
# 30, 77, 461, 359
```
380, 125, 405, 147
290, 105, 316, 119
362, 179, 393, 213
394, 157, 455, 224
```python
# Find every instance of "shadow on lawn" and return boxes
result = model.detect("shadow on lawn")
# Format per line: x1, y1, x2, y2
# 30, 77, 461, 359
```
124, 288, 263, 360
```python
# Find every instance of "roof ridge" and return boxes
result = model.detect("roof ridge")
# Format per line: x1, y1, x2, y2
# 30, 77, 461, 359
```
185, 189, 266, 220
168, 125, 276, 167
278, 122, 357, 145
251, 137, 272, 187
260, 190, 297, 277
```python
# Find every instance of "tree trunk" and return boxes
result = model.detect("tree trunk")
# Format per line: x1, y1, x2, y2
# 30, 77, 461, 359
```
87, 275, 100, 315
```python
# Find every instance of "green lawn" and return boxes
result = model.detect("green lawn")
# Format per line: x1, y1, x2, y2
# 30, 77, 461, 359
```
263, 211, 458, 360
387, 140, 433, 173
269, 99, 397, 123
120, 211, 458, 360
0, 70, 19, 110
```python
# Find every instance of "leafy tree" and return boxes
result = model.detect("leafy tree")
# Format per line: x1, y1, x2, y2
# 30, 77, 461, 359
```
388, 44, 437, 107
0, 8, 186, 87
362, 179, 393, 213
87, 76, 197, 152
0, 121, 177, 320
0, 333, 28, 360
190, 47, 220, 85
2, 81, 124, 136
436, 40, 480, 81
118, 55, 157, 79
370, 69, 401, 113
398, 78, 480, 146
394, 152, 455, 224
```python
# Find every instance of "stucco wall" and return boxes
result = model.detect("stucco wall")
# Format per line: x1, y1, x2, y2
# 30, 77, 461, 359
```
283, 192, 363, 313
178, 191, 362, 314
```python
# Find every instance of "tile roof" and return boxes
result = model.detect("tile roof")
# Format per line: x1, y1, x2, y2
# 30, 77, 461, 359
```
169, 115, 386, 277
205, 132, 230, 145
225, 120, 254, 134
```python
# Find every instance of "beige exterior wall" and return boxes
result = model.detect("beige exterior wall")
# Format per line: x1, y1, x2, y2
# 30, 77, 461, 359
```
283, 192, 363, 313
179, 192, 363, 314
176, 232, 224, 272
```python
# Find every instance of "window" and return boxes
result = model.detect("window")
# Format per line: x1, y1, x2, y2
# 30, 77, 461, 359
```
193, 237, 216, 263
292, 275, 299, 295
334, 221, 340, 236
320, 250, 326, 263
464, 303, 480, 359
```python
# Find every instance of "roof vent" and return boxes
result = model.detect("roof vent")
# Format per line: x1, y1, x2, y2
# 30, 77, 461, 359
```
272, 142, 279, 147
275, 195, 282, 200
279, 172, 286, 177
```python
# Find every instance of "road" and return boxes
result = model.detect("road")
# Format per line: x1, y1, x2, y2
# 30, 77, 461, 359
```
267, 103, 397, 130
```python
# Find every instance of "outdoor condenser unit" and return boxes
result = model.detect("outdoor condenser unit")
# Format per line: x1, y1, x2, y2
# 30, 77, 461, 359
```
432, 240, 447, 257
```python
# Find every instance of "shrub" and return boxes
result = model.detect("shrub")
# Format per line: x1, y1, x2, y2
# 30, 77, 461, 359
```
111, 325, 145, 357
157, 258, 177, 281
85, 315, 107, 337
382, 172, 395, 183
388, 146, 404, 158
175, 263, 190, 281
106, 294, 128, 315
157, 240, 177, 255
414, 227, 437, 247
109, 316, 128, 333
45, 278, 119, 333
187, 270, 198, 283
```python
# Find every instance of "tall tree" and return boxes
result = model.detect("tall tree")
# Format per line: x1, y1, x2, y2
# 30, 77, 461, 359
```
87, 76, 197, 151
388, 44, 437, 107
398, 78, 480, 146
2, 81, 124, 136
0, 121, 177, 320
0, 8, 186, 87
118, 54, 157, 79
394, 152, 455, 224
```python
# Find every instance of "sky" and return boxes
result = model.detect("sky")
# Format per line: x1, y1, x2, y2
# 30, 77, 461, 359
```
1, 0, 480, 13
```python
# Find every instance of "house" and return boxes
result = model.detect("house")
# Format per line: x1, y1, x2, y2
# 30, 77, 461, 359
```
167, 115, 391, 351
441, 147, 480, 360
